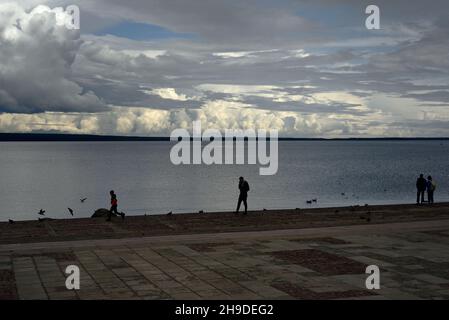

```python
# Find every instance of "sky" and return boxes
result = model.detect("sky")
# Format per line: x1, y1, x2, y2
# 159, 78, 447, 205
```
0, 0, 448, 137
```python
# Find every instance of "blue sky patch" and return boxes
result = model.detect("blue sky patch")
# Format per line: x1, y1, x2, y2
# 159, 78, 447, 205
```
94, 21, 195, 40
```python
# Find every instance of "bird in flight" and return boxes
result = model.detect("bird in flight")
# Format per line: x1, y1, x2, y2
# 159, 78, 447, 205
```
38, 209, 45, 216
80, 198, 87, 203
68, 208, 74, 216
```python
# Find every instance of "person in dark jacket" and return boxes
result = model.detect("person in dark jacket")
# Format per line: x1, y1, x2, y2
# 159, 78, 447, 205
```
416, 174, 427, 204
427, 175, 436, 204
235, 177, 250, 215
107, 190, 125, 221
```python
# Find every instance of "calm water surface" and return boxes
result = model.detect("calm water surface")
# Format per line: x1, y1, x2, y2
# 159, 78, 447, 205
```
0, 141, 448, 221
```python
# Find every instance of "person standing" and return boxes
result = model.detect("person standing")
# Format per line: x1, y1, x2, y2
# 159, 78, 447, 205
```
427, 176, 436, 204
236, 177, 250, 215
416, 174, 427, 204
107, 190, 125, 221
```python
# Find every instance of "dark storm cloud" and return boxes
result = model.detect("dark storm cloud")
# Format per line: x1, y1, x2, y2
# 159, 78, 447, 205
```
73, 0, 315, 47
239, 95, 367, 115
404, 91, 449, 103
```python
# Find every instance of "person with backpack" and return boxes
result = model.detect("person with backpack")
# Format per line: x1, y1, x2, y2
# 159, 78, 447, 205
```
235, 177, 250, 215
427, 176, 436, 204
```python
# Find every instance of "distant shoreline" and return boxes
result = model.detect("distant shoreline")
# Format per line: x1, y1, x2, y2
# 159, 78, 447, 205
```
1, 132, 449, 142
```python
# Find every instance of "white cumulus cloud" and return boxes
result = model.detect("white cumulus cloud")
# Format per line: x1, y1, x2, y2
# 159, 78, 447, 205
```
0, 3, 107, 113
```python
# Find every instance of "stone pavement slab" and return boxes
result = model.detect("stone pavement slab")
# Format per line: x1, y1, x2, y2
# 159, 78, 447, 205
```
0, 219, 449, 300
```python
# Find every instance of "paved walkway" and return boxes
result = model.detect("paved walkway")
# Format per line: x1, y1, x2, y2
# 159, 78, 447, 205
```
1, 219, 449, 300
3, 203, 449, 244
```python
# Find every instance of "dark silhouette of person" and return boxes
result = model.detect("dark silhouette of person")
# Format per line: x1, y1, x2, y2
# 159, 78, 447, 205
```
427, 176, 436, 204
236, 177, 250, 215
416, 174, 427, 204
107, 190, 125, 221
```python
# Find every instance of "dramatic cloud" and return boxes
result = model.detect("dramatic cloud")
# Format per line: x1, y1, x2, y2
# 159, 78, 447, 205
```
0, 100, 383, 137
0, 3, 107, 113
1, 0, 449, 137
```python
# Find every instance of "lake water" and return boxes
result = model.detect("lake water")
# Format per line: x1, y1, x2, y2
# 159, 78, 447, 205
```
0, 140, 448, 221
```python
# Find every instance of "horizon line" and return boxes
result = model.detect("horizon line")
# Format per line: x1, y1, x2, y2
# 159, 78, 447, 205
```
1, 132, 449, 141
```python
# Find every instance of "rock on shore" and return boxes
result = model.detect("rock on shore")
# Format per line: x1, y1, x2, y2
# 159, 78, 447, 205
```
92, 208, 110, 218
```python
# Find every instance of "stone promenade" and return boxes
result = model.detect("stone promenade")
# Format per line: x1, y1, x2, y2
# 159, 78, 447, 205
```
1, 213, 449, 300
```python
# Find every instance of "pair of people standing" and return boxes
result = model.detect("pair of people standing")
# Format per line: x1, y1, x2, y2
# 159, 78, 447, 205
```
416, 174, 436, 204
